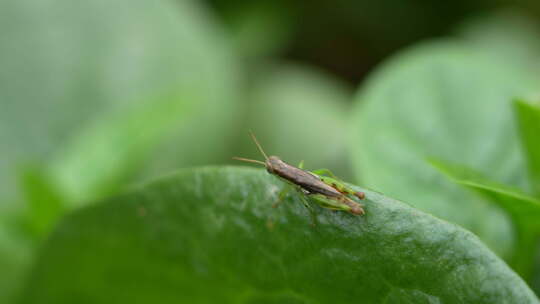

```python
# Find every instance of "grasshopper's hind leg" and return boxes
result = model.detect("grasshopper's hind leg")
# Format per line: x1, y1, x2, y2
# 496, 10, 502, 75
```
313, 170, 366, 200
319, 177, 365, 200
311, 168, 337, 178
310, 194, 365, 215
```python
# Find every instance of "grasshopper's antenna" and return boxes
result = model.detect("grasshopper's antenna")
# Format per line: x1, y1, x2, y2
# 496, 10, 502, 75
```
232, 157, 266, 166
249, 130, 268, 160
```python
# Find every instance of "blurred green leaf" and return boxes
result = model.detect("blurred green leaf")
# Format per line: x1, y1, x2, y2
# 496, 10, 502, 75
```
431, 159, 540, 277
430, 159, 540, 219
0, 0, 240, 206
351, 40, 535, 258
515, 99, 540, 196
224, 2, 294, 58
0, 0, 240, 302
19, 167, 538, 303
17, 166, 65, 238
0, 221, 32, 304
456, 10, 540, 76
47, 93, 195, 205
240, 64, 352, 178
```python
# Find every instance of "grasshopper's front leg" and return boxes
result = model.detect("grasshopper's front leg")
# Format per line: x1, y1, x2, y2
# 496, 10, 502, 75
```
273, 184, 292, 208
275, 184, 318, 225
296, 188, 318, 226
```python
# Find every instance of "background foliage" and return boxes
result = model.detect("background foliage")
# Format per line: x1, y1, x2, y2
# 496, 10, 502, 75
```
2, 0, 540, 303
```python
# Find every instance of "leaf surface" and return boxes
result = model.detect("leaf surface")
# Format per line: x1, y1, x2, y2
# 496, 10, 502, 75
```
515, 99, 540, 196
19, 167, 538, 304
431, 159, 540, 278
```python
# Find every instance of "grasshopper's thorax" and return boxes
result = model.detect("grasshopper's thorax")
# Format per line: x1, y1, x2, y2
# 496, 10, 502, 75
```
266, 156, 309, 180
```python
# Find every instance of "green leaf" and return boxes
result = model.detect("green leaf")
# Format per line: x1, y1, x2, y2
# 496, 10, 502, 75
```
46, 93, 195, 205
0, 0, 240, 302
17, 165, 65, 238
351, 40, 534, 258
457, 9, 540, 69
430, 159, 540, 278
220, 2, 294, 58
0, 223, 32, 304
0, 0, 240, 207
456, 10, 540, 74
19, 167, 538, 303
515, 99, 540, 196
430, 159, 540, 219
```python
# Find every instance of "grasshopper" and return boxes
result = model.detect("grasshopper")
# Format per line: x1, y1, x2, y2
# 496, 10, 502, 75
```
234, 132, 365, 221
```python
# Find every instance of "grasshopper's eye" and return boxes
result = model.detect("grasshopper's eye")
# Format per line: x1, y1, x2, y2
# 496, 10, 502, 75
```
266, 166, 274, 174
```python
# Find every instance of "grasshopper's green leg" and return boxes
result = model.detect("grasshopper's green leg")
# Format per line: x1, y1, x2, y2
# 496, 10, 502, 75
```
298, 160, 305, 169
311, 168, 337, 178
316, 173, 366, 200
273, 184, 292, 208
310, 194, 364, 215
295, 188, 318, 226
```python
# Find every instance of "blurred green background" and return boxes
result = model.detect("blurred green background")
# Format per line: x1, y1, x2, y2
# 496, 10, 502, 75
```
2, 0, 540, 302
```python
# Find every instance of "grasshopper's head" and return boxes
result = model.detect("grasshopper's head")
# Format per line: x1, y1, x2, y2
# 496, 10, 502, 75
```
265, 156, 285, 174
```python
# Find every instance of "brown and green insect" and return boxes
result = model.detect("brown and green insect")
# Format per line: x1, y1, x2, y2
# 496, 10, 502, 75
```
234, 132, 365, 221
